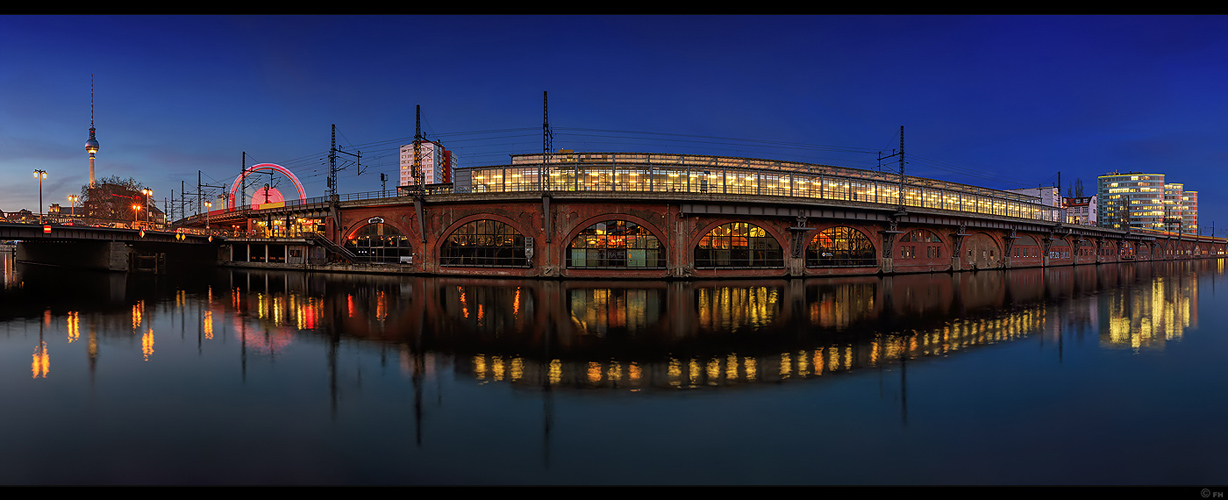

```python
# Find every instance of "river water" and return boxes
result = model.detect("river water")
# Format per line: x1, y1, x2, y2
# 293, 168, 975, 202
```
3, 252, 1227, 486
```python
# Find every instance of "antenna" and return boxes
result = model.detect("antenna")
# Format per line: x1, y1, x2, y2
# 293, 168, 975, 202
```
542, 91, 552, 191
85, 74, 100, 188
328, 125, 361, 199
412, 105, 425, 193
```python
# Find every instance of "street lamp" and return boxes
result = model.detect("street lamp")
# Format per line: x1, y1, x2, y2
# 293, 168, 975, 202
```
32, 169, 46, 223
203, 200, 212, 231
67, 194, 79, 224
141, 188, 152, 227
132, 204, 141, 229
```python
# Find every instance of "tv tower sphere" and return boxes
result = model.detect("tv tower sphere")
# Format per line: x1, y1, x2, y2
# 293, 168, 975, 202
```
86, 129, 99, 154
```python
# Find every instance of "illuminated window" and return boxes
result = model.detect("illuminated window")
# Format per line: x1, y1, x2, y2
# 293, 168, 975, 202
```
807, 226, 876, 267
694, 222, 784, 268
441, 219, 528, 267
345, 223, 411, 263
567, 220, 665, 268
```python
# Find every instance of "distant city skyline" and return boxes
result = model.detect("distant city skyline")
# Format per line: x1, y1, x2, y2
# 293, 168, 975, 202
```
3, 15, 1227, 234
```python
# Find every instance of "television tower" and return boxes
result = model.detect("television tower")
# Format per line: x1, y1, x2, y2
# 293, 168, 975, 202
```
85, 75, 99, 188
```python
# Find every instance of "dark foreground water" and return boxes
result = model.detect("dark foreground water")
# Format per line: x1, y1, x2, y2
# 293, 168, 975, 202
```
3, 253, 1228, 486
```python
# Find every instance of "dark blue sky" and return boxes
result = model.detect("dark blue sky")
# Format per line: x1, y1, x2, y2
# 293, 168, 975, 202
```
3, 15, 1227, 231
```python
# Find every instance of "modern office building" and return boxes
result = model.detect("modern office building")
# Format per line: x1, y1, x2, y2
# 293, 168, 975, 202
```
1097, 172, 1167, 230
1163, 183, 1189, 233
399, 140, 456, 187
1183, 190, 1199, 234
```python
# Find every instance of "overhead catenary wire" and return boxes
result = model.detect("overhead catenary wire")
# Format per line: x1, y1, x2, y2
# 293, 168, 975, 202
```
211, 126, 1060, 199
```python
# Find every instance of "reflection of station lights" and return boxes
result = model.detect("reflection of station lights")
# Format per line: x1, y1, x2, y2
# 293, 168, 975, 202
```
460, 305, 1047, 390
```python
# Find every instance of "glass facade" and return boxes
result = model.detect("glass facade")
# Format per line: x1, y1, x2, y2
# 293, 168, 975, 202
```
694, 222, 784, 268
567, 220, 665, 268
441, 219, 528, 267
807, 226, 877, 267
1097, 173, 1171, 231
460, 153, 1060, 222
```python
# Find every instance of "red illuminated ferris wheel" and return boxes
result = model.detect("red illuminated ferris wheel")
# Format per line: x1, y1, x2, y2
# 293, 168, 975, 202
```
227, 163, 307, 210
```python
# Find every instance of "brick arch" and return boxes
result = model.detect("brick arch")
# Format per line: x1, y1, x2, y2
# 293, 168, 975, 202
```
1047, 236, 1072, 261
1136, 241, 1151, 258
562, 213, 668, 250
690, 218, 789, 255
690, 218, 788, 269
342, 216, 413, 242
801, 222, 880, 254
435, 213, 534, 263
1015, 234, 1039, 246
963, 231, 1002, 269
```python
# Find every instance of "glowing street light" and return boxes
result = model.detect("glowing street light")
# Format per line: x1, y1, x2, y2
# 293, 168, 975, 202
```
132, 203, 141, 228
141, 188, 152, 226
203, 200, 212, 230
33, 169, 46, 223
66, 194, 79, 225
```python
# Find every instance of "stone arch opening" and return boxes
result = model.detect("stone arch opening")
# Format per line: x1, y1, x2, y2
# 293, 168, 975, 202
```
807, 226, 876, 267
567, 219, 665, 268
344, 222, 412, 263
440, 219, 529, 267
694, 221, 784, 268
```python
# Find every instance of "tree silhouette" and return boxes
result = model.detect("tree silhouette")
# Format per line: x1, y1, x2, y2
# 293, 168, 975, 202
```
80, 175, 149, 224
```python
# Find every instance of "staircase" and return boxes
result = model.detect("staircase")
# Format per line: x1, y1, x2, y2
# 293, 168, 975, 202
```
306, 233, 361, 263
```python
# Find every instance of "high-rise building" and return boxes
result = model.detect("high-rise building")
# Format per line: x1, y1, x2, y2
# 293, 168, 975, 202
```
1163, 183, 1188, 233
1182, 190, 1199, 234
399, 140, 456, 187
1097, 172, 1166, 230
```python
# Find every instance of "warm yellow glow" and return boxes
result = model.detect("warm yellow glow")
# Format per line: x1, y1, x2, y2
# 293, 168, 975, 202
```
511, 357, 524, 382
142, 328, 154, 361
548, 359, 562, 385
473, 355, 486, 380
588, 361, 603, 383
31, 341, 48, 378
66, 311, 79, 343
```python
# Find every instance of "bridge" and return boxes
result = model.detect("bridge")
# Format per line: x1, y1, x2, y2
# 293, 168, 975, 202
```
2, 222, 221, 272
171, 151, 1228, 279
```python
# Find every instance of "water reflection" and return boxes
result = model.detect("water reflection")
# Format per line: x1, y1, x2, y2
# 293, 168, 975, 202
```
2, 259, 1215, 390
2, 256, 1225, 484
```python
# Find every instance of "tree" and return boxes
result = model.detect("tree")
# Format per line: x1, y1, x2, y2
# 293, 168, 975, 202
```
81, 175, 149, 223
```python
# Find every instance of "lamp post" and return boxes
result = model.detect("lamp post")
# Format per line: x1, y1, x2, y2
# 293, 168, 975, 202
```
132, 204, 141, 229
203, 200, 212, 231
67, 194, 79, 224
32, 169, 46, 223
141, 188, 152, 227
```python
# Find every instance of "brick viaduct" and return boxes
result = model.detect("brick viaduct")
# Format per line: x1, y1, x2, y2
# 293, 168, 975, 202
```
215, 189, 1227, 279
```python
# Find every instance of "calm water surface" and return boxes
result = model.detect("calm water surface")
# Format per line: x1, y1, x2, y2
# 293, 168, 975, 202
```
3, 252, 1227, 485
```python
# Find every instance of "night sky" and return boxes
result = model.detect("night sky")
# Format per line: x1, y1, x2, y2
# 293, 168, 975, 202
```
2, 15, 1226, 232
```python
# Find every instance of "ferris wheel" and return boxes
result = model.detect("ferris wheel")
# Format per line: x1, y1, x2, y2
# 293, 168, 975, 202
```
227, 163, 307, 210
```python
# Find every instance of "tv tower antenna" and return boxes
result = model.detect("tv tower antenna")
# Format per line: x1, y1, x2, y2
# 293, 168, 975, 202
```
85, 75, 100, 188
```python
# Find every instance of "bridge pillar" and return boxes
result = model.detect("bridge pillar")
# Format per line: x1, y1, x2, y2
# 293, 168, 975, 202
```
16, 240, 129, 272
